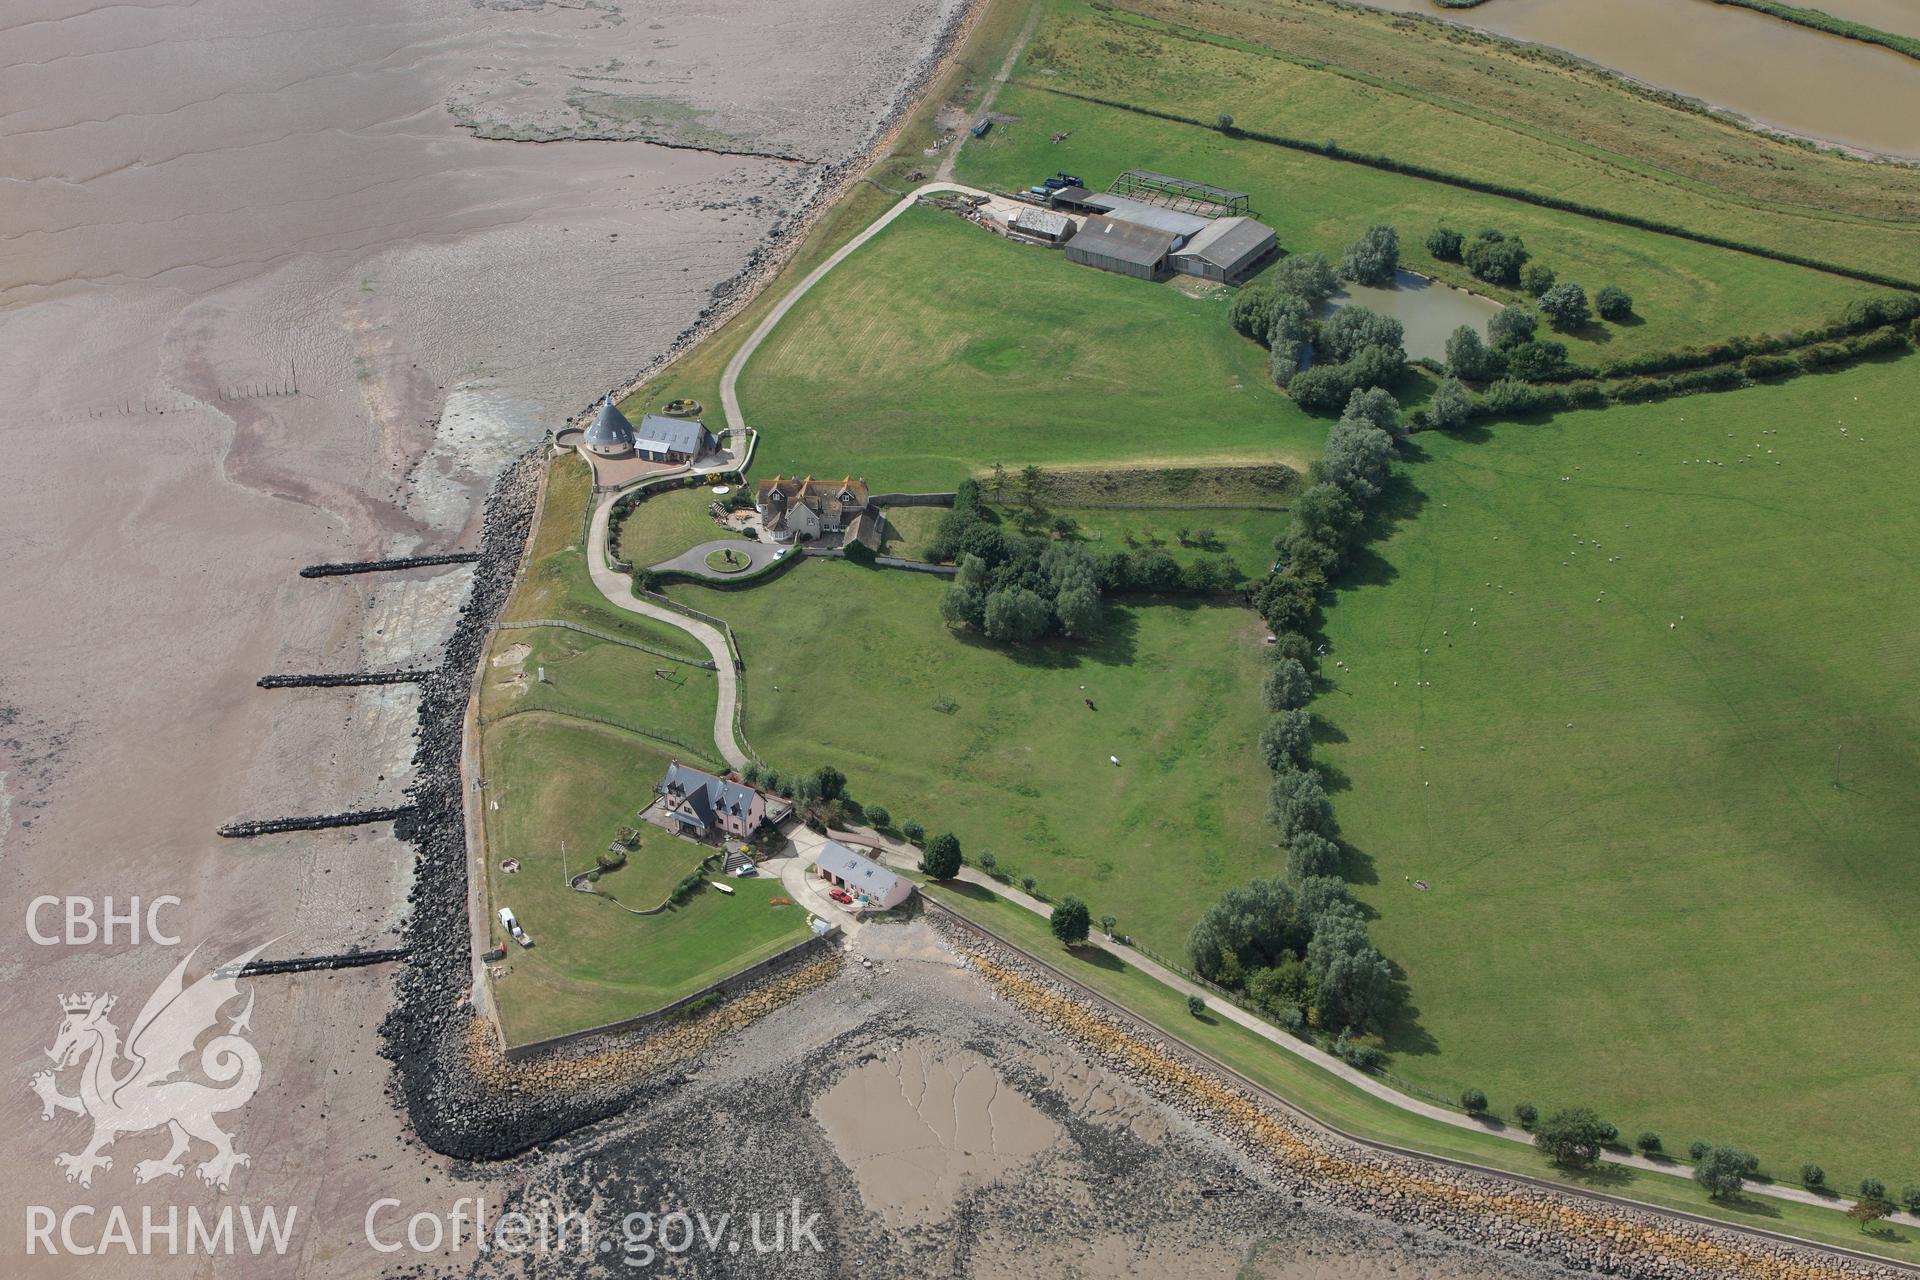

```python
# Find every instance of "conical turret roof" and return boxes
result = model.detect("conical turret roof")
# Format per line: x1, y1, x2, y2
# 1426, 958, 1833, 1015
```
584, 393, 636, 449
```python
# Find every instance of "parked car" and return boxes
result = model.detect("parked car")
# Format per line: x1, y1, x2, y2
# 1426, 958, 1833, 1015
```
829, 888, 853, 905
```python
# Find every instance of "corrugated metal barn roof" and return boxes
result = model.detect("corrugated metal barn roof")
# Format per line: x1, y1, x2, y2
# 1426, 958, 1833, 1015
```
1068, 215, 1176, 267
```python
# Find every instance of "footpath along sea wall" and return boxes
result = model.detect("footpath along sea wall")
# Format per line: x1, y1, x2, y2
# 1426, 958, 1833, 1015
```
923, 905, 1909, 1280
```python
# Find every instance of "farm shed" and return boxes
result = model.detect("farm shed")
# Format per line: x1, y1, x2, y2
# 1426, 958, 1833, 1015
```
1072, 193, 1211, 241
1009, 207, 1076, 244
1064, 214, 1177, 280
1048, 185, 1101, 213
1169, 216, 1278, 284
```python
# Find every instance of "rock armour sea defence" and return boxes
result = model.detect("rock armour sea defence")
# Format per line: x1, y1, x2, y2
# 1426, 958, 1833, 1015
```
927, 912, 1903, 1280
376, 449, 843, 1160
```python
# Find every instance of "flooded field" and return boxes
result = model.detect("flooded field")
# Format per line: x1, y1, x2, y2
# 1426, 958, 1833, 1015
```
1323, 269, 1502, 364
1362, 0, 1920, 158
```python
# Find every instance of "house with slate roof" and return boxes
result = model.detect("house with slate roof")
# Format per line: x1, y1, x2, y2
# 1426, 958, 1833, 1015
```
580, 394, 716, 465
583, 393, 639, 458
634, 413, 716, 465
658, 761, 771, 840
754, 475, 869, 545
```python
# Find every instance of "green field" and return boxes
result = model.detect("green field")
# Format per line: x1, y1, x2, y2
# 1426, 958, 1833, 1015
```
480, 625, 721, 768
1315, 357, 1920, 1189
739, 204, 1324, 491
963, 94, 1869, 369
923, 880, 1920, 1263
479, 716, 808, 1044
884, 502, 1287, 581
991, 0, 1920, 287
670, 560, 1278, 951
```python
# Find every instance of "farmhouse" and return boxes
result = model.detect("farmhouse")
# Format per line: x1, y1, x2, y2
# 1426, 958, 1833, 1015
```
657, 762, 774, 840
756, 474, 869, 545
813, 840, 913, 910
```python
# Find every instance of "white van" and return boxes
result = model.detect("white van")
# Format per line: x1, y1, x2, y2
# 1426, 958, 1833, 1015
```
498, 907, 532, 947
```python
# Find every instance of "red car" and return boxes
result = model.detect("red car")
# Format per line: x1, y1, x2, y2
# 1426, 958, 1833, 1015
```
829, 888, 853, 905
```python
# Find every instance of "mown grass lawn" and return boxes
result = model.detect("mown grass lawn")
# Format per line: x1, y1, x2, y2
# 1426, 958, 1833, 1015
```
1316, 356, 1920, 1191
612, 485, 744, 569
671, 560, 1277, 952
479, 716, 808, 1044
479, 625, 721, 768
739, 204, 1325, 492
503, 456, 706, 661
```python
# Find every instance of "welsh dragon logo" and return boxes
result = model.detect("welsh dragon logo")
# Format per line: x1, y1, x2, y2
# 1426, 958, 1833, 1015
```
30, 942, 270, 1191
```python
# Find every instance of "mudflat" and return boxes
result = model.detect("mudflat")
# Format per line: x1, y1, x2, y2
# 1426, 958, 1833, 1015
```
0, 0, 965, 1274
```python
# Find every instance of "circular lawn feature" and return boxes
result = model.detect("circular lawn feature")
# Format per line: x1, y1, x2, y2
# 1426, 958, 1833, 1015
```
705, 548, 751, 574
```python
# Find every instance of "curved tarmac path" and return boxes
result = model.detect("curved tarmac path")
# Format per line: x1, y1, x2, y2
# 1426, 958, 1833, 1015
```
585, 496, 748, 769
579, 183, 1920, 1241
651, 538, 783, 580
586, 182, 987, 769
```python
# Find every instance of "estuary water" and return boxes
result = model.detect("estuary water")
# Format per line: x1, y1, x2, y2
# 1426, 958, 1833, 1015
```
1361, 0, 1920, 158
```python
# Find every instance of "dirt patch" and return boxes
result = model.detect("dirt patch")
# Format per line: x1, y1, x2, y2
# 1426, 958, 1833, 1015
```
1019, 462, 1301, 508
490, 641, 533, 668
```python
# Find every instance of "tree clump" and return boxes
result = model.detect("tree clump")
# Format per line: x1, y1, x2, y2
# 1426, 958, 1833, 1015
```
1465, 228, 1529, 286
1535, 1107, 1612, 1168
921, 833, 962, 879
1341, 223, 1400, 287
1425, 224, 1463, 261
1049, 895, 1091, 946
1537, 281, 1591, 331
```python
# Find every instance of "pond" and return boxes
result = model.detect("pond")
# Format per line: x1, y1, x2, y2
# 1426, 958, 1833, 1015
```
1321, 268, 1503, 365
1358, 0, 1920, 159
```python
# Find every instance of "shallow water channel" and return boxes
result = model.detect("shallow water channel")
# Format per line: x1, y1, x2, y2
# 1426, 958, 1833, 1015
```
1321, 268, 1502, 364
1360, 0, 1920, 158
